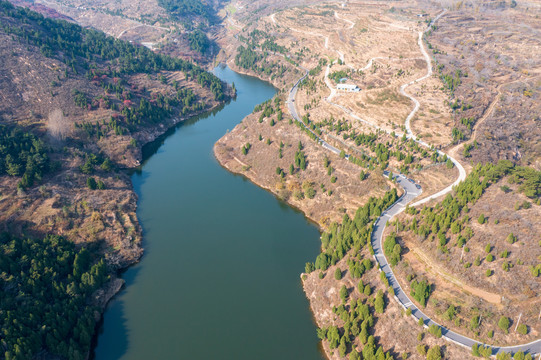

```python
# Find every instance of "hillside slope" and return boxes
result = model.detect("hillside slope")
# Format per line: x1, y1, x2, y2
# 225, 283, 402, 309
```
0, 2, 229, 358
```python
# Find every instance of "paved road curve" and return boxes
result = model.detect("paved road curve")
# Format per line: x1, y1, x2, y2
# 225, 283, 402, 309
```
287, 71, 342, 156
373, 173, 541, 357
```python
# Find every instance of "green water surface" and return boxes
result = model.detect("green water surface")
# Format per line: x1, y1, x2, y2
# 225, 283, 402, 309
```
92, 65, 324, 360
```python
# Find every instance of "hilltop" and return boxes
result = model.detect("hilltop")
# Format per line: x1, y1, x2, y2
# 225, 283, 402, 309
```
10, 0, 227, 65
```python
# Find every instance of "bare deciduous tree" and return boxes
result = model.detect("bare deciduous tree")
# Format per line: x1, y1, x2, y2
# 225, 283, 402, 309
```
47, 108, 71, 141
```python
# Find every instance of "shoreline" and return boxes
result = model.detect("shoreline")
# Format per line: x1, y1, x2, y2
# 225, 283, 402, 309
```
213, 143, 324, 232
211, 65, 342, 360
88, 87, 232, 359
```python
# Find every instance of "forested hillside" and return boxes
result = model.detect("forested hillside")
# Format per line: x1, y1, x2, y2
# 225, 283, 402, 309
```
0, 232, 107, 360
158, 0, 217, 24
0, 0, 228, 166
0, 3, 231, 358
156, 0, 224, 56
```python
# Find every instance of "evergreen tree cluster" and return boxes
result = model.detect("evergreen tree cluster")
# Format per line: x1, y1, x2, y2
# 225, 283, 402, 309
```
0, 124, 50, 188
317, 280, 393, 359
0, 232, 109, 360
405, 160, 541, 254
187, 29, 211, 54
311, 116, 444, 174
0, 1, 227, 103
307, 189, 399, 272
383, 233, 402, 266
158, 0, 216, 24
234, 45, 290, 79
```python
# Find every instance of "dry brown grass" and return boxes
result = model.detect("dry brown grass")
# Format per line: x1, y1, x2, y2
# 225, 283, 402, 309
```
426, 5, 541, 167
214, 106, 399, 227
387, 176, 541, 346
302, 247, 472, 360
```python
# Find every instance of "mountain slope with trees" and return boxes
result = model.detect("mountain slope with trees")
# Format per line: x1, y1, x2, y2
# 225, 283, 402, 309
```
0, 2, 231, 358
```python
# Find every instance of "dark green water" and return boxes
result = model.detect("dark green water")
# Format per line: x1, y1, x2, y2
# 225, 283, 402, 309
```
92, 65, 324, 360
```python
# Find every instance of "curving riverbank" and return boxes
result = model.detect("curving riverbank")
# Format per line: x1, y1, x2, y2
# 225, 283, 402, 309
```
93, 65, 325, 360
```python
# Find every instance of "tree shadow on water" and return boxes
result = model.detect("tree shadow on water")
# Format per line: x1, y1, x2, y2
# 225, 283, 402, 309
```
90, 265, 142, 360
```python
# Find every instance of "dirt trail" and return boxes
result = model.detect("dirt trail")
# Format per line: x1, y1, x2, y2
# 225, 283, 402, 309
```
407, 247, 502, 305
448, 75, 541, 163
318, 9, 467, 207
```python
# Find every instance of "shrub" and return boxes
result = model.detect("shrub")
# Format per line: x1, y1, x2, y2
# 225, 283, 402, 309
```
383, 233, 402, 266
340, 285, 348, 303
241, 143, 251, 155
472, 343, 480, 357
443, 305, 457, 321
428, 324, 442, 338
363, 284, 372, 296
86, 177, 97, 190
530, 265, 541, 277
470, 315, 480, 330
316, 327, 327, 340
478, 214, 486, 224
507, 233, 517, 244
498, 316, 510, 333
427, 345, 442, 360
293, 190, 304, 200
496, 352, 512, 360
359, 170, 366, 181
375, 290, 385, 314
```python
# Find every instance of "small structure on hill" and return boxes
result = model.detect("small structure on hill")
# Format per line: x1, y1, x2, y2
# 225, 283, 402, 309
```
337, 83, 360, 92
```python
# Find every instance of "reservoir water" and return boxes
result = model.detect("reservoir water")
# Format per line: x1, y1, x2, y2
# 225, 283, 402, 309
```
92, 66, 324, 359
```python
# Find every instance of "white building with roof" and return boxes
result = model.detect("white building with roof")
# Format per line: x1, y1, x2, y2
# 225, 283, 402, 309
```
337, 83, 360, 92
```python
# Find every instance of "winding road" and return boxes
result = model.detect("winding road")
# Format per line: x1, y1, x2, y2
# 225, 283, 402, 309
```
283, 9, 541, 357
374, 173, 541, 356
321, 9, 466, 207
287, 70, 342, 156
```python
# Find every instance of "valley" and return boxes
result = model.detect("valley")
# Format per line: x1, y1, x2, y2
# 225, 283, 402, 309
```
0, 0, 539, 359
